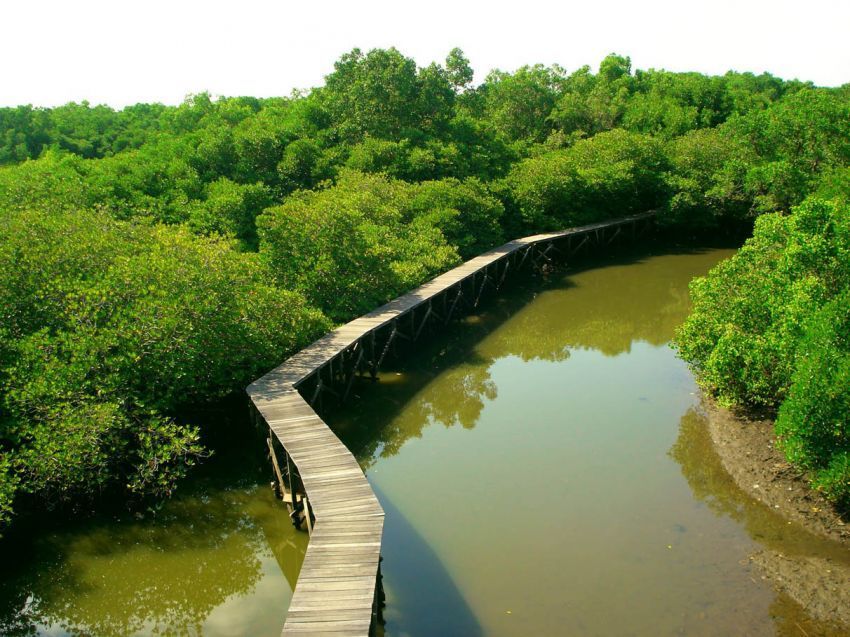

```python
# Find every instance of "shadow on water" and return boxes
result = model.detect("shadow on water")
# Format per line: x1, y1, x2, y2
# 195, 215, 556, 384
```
0, 491, 268, 635
0, 396, 309, 637
327, 239, 731, 469
374, 484, 483, 637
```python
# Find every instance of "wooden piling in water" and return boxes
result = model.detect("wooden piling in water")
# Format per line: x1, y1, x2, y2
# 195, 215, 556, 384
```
246, 212, 654, 636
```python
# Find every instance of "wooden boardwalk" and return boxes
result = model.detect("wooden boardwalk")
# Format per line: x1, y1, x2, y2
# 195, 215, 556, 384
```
247, 212, 654, 636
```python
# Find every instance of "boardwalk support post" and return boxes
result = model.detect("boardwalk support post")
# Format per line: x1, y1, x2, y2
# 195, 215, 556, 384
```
376, 326, 397, 369
343, 347, 364, 402
267, 436, 286, 499
445, 287, 463, 323
414, 302, 432, 341
246, 212, 654, 637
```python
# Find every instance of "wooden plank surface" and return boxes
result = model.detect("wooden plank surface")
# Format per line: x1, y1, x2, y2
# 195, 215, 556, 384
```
246, 212, 652, 636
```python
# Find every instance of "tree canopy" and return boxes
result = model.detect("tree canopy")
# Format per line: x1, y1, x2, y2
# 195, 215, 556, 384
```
0, 47, 847, 530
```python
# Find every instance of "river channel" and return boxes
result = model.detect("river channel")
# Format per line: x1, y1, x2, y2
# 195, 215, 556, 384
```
1, 243, 847, 636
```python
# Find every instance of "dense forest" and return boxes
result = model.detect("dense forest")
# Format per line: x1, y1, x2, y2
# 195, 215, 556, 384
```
1, 48, 849, 532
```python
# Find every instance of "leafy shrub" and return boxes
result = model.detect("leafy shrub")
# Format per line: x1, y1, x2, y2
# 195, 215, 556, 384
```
0, 208, 329, 522
345, 138, 411, 177
258, 171, 461, 320
503, 129, 668, 230
406, 177, 504, 258
675, 197, 850, 407
277, 138, 325, 194
814, 166, 850, 203
86, 140, 203, 224
723, 89, 850, 214
775, 290, 850, 506
662, 128, 754, 227
0, 151, 99, 214
0, 455, 18, 533
188, 177, 272, 249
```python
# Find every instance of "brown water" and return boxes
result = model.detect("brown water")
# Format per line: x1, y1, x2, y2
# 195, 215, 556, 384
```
327, 246, 850, 637
0, 411, 309, 636
1, 245, 847, 636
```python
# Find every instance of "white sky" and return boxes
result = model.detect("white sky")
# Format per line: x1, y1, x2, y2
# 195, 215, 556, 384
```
2, 0, 849, 108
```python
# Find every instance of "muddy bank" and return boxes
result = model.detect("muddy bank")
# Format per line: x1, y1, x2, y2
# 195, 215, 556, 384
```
703, 399, 850, 628
702, 399, 849, 545
750, 550, 850, 628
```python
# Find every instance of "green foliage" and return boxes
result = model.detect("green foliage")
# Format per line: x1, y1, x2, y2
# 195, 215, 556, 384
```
623, 71, 729, 138
258, 171, 462, 320
1, 48, 849, 526
723, 71, 802, 114
550, 58, 632, 137
126, 418, 207, 498
775, 291, 850, 506
0, 454, 18, 532
277, 138, 325, 194
445, 48, 474, 91
675, 198, 850, 407
598, 54, 632, 84
345, 137, 412, 178
0, 106, 51, 164
93, 152, 201, 223
0, 151, 98, 214
662, 128, 754, 227
504, 129, 668, 229
2, 50, 839, 252
11, 400, 137, 499
321, 48, 455, 141
622, 91, 699, 138
480, 65, 565, 143
814, 166, 850, 203
676, 195, 850, 507
0, 101, 168, 164
188, 178, 272, 249
231, 110, 290, 184
187, 125, 237, 182
441, 114, 518, 179
0, 208, 329, 524
724, 89, 850, 213
406, 177, 504, 258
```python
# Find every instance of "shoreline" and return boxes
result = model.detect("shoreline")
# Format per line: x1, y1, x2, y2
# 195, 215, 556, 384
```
701, 398, 849, 545
700, 397, 850, 629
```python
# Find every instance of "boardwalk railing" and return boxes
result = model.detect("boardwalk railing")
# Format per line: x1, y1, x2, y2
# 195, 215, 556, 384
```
247, 212, 654, 636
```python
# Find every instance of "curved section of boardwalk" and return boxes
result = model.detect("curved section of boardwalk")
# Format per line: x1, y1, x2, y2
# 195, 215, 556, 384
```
247, 212, 654, 636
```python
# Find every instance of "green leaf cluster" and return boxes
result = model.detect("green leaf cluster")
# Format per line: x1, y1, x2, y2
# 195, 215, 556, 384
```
503, 129, 669, 230
257, 171, 488, 320
1, 47, 849, 527
0, 208, 329, 527
675, 198, 850, 503
775, 290, 850, 506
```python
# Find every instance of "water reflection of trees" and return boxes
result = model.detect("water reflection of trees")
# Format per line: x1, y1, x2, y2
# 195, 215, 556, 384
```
338, 354, 498, 467
337, 249, 726, 467
669, 407, 850, 561
669, 407, 850, 635
478, 250, 710, 361
0, 485, 306, 636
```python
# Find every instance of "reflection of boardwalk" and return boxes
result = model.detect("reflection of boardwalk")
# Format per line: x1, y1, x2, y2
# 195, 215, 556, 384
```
247, 212, 654, 636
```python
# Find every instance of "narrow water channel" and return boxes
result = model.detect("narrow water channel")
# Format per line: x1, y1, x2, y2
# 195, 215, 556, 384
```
1, 243, 847, 636
327, 244, 850, 637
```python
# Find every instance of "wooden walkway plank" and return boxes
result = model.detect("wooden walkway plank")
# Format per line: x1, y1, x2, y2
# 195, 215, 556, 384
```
247, 212, 653, 636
